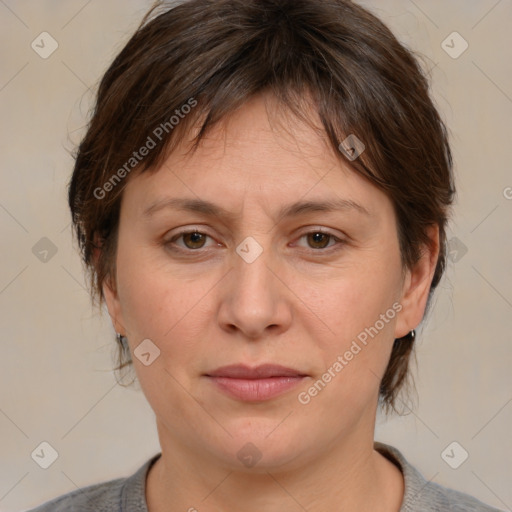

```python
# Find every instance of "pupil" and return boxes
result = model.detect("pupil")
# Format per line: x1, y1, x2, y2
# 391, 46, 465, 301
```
310, 233, 328, 248
187, 232, 204, 248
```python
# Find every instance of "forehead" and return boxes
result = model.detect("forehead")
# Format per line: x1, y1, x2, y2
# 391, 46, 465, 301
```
122, 94, 390, 220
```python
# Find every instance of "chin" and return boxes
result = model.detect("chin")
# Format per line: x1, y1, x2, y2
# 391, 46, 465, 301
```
205, 419, 311, 472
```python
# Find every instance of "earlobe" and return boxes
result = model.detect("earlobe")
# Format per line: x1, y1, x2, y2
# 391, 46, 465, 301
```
394, 225, 440, 339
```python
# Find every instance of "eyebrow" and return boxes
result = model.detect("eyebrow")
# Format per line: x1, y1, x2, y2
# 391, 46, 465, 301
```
143, 197, 372, 221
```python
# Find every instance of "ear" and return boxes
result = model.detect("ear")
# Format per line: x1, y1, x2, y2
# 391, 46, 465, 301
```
103, 273, 127, 335
92, 232, 126, 335
394, 225, 440, 339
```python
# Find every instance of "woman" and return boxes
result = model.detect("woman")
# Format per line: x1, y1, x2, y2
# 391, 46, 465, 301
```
29, 0, 502, 510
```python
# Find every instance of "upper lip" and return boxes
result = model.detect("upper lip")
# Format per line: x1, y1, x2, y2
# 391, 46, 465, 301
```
205, 364, 307, 379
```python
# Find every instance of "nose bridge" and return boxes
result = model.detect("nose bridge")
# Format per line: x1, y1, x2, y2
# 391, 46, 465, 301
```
233, 234, 277, 309
219, 234, 290, 337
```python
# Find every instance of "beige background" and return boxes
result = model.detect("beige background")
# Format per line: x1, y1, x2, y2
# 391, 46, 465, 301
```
1, 1, 511, 511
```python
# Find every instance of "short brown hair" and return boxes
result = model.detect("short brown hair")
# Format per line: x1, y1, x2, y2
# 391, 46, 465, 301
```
69, 0, 455, 411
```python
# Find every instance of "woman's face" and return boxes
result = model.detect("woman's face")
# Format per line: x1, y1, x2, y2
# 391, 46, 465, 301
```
104, 94, 436, 471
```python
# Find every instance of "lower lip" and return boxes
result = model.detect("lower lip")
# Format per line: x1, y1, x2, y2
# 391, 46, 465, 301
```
207, 376, 306, 401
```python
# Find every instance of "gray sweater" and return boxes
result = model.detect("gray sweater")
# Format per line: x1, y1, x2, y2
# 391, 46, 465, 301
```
27, 443, 503, 511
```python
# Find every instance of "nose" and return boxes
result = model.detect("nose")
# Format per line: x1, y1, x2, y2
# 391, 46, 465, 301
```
217, 239, 292, 340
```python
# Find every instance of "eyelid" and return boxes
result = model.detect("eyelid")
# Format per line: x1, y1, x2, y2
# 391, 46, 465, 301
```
295, 226, 344, 237
165, 227, 218, 248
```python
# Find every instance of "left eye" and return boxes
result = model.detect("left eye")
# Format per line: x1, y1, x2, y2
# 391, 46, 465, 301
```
297, 231, 343, 250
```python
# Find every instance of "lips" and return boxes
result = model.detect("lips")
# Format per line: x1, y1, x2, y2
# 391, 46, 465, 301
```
205, 364, 308, 401
206, 364, 307, 379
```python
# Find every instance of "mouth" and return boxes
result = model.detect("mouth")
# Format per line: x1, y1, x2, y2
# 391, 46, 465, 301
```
204, 364, 308, 402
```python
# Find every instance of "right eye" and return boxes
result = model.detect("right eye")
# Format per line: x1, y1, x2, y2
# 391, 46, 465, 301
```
166, 230, 215, 251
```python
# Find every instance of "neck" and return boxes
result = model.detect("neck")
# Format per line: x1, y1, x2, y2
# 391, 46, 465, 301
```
146, 421, 404, 512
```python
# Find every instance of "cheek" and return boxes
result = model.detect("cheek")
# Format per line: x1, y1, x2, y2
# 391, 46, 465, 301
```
115, 246, 218, 375
312, 252, 401, 341
307, 252, 402, 396
114, 249, 211, 410
116, 245, 186, 334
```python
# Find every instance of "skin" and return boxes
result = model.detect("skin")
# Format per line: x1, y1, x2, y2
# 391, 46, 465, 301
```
103, 92, 439, 512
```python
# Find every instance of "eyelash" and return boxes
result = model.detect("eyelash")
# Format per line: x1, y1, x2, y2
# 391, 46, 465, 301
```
165, 228, 346, 255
